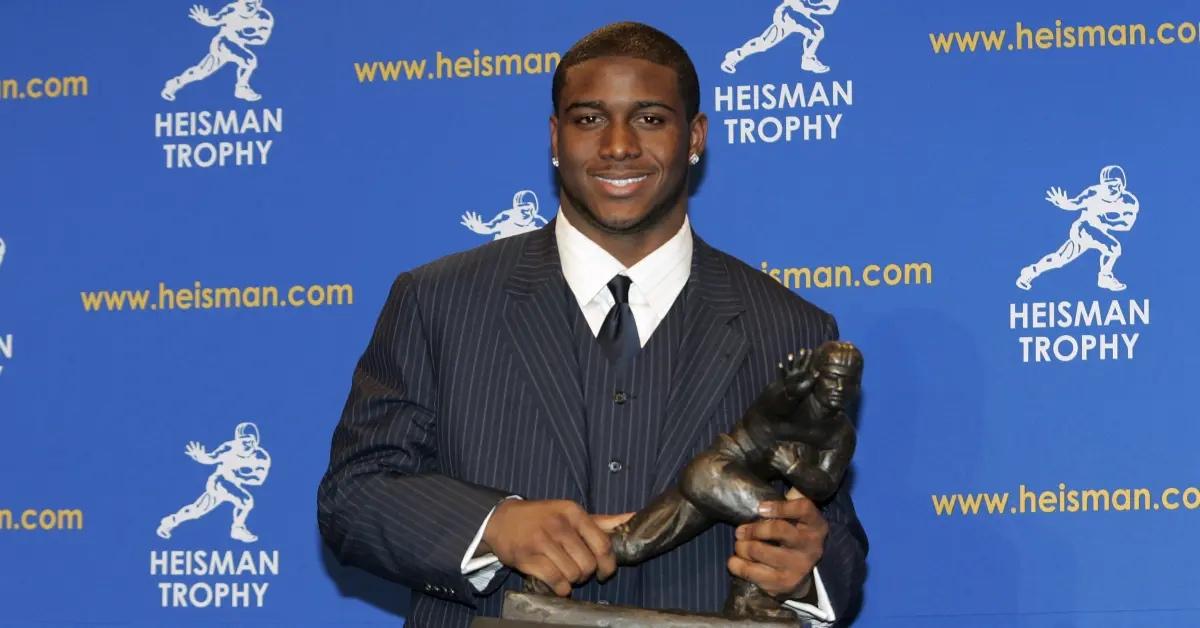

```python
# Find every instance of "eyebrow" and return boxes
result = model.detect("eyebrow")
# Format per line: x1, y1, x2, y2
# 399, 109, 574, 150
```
564, 100, 677, 113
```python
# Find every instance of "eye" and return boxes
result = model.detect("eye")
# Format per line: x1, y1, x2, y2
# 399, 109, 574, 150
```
637, 115, 664, 126
575, 114, 603, 126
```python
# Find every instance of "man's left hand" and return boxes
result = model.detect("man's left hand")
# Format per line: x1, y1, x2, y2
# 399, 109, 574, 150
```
728, 488, 826, 600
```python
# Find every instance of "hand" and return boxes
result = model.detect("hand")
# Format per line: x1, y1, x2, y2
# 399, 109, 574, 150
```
184, 441, 206, 462
780, 349, 816, 399
460, 211, 486, 233
1045, 186, 1070, 209
729, 488, 827, 600
770, 442, 806, 475
187, 5, 211, 24
481, 500, 618, 597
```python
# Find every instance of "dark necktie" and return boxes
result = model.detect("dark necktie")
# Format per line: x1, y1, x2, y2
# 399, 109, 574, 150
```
598, 275, 640, 366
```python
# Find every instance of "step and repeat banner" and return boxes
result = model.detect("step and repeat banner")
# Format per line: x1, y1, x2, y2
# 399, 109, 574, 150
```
3, 1, 1198, 626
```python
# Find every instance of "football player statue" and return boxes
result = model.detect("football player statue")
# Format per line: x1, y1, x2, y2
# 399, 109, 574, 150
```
607, 341, 861, 622
161, 0, 275, 102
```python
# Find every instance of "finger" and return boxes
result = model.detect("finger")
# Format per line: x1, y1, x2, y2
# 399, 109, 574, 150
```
583, 520, 619, 580
758, 494, 819, 520
739, 519, 804, 547
556, 533, 598, 584
728, 555, 786, 594
583, 514, 626, 580
735, 538, 796, 570
538, 539, 583, 585
591, 512, 633, 533
569, 510, 618, 579
523, 556, 571, 597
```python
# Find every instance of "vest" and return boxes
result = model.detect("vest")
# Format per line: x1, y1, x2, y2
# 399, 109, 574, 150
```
564, 282, 690, 606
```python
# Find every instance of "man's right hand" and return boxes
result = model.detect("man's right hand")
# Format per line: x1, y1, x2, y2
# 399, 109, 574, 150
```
478, 499, 617, 597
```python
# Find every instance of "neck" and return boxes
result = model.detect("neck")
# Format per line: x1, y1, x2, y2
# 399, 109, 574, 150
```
558, 201, 687, 268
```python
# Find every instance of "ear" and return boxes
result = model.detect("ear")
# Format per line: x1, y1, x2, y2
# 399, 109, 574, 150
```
688, 112, 708, 162
549, 114, 559, 162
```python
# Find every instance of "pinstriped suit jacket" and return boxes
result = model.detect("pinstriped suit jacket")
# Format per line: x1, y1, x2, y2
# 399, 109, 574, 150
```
318, 222, 867, 626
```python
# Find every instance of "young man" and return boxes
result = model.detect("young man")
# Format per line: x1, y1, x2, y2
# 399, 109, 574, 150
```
318, 22, 866, 627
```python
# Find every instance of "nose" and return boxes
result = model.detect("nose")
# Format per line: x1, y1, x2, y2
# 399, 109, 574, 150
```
599, 121, 641, 161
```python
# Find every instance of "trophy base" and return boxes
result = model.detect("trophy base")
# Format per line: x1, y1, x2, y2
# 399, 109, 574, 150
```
499, 592, 802, 627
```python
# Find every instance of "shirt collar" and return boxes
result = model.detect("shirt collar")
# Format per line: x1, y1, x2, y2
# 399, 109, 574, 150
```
555, 208, 693, 317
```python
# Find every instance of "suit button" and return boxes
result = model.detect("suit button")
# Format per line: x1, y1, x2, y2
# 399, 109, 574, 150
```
608, 459, 624, 473
613, 390, 628, 404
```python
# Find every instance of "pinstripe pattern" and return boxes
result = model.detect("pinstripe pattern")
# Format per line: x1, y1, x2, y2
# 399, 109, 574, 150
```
317, 222, 867, 627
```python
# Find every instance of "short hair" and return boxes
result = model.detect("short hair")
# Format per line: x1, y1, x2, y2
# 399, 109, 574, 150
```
552, 22, 701, 121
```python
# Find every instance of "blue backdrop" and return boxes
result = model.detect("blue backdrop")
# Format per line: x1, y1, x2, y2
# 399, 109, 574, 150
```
3, 1, 1198, 625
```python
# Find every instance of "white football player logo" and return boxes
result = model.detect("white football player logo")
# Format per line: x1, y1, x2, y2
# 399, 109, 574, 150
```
461, 190, 549, 240
161, 1, 275, 102
1017, 165, 1140, 292
157, 422, 272, 543
722, 0, 842, 75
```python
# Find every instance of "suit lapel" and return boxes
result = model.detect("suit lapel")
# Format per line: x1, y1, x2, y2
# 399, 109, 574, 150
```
502, 223, 590, 498
652, 236, 750, 496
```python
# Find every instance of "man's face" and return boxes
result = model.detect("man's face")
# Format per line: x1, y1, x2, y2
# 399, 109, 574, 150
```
243, 0, 261, 12
1103, 177, 1124, 198
812, 363, 860, 410
237, 435, 257, 452
551, 57, 705, 234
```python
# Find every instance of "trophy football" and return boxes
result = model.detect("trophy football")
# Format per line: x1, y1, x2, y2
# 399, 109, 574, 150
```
497, 341, 863, 627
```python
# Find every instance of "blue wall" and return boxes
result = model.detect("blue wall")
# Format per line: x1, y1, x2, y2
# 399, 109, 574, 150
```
2, 1, 1197, 625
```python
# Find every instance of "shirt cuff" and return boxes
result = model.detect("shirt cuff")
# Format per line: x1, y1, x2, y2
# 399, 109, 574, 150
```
782, 566, 835, 627
459, 496, 522, 592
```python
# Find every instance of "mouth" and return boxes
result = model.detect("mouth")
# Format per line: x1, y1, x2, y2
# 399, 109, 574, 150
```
590, 173, 651, 198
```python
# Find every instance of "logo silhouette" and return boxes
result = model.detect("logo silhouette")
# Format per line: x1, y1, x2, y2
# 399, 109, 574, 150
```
161, 1, 275, 102
461, 190, 548, 240
1017, 165, 1140, 292
157, 422, 272, 543
722, 0, 842, 75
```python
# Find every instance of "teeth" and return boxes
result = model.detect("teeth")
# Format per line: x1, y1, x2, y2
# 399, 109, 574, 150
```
596, 175, 647, 187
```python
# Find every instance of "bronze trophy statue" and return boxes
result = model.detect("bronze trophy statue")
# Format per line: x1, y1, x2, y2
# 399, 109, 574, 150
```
503, 341, 862, 627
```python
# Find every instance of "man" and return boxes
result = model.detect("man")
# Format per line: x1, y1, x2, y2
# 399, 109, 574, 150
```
318, 22, 866, 627
722, 0, 842, 75
1016, 165, 1139, 292
158, 422, 271, 543
161, 0, 274, 102
461, 190, 549, 240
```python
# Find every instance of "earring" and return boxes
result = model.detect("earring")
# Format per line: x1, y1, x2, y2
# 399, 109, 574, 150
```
688, 153, 700, 166
552, 157, 560, 167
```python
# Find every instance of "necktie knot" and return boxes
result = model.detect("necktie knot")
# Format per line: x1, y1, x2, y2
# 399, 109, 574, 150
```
608, 274, 632, 305
599, 274, 638, 366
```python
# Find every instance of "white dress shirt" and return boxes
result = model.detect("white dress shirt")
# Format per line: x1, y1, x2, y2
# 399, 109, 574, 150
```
459, 211, 834, 626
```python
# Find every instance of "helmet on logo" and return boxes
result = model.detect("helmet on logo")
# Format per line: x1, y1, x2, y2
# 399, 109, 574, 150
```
1100, 165, 1126, 187
512, 190, 538, 215
235, 422, 260, 445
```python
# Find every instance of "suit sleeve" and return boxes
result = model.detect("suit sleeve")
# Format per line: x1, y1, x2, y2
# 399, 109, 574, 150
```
317, 272, 512, 608
814, 313, 869, 624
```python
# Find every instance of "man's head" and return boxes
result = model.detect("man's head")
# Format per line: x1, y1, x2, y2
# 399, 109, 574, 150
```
550, 22, 706, 236
513, 190, 539, 220
1100, 165, 1126, 198
809, 342, 864, 411
234, 422, 260, 450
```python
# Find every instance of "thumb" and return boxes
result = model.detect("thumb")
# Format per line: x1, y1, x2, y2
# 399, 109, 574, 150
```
592, 512, 635, 533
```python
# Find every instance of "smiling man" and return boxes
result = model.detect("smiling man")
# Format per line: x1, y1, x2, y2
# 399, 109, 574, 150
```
319, 22, 866, 627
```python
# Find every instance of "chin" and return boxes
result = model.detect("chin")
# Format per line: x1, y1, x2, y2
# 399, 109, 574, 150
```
584, 200, 656, 233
